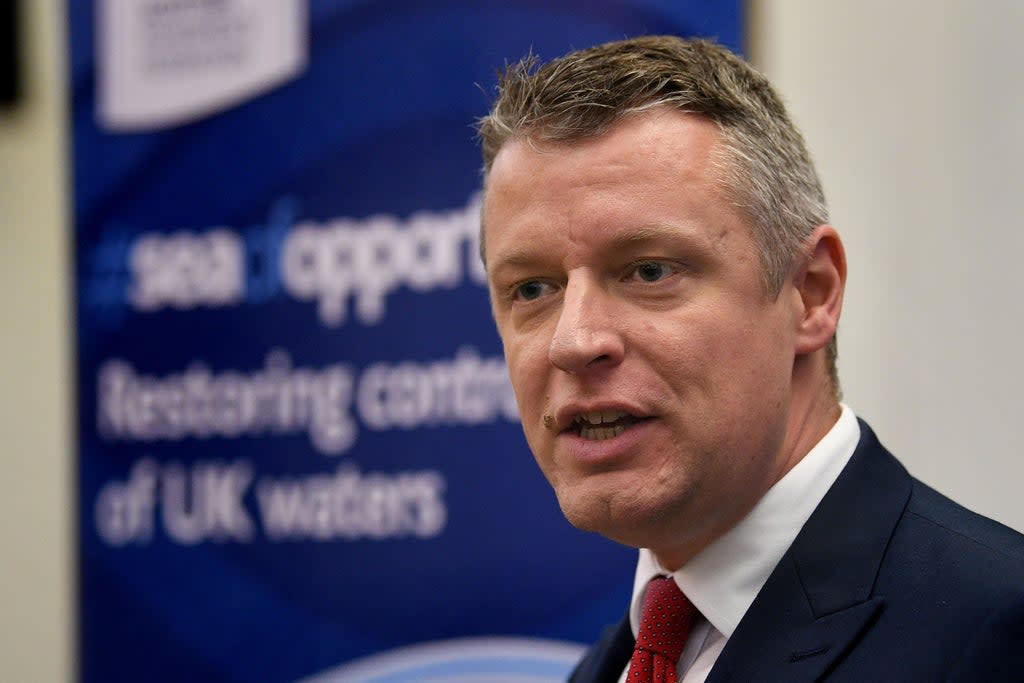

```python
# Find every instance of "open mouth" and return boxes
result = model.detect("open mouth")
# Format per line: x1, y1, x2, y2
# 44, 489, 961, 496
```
572, 410, 643, 441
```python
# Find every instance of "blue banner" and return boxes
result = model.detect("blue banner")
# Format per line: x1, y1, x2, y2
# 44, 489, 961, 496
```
71, 2, 742, 681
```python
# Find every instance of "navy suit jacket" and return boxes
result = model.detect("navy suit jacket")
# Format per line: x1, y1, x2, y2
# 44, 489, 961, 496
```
568, 421, 1024, 682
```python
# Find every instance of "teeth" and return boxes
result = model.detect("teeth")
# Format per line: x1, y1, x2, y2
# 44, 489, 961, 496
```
579, 424, 627, 441
581, 423, 626, 440
575, 410, 629, 425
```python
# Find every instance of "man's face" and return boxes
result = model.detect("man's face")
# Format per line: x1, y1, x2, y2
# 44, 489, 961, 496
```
483, 111, 808, 567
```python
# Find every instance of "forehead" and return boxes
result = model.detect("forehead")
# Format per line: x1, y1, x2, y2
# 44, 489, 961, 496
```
482, 112, 739, 264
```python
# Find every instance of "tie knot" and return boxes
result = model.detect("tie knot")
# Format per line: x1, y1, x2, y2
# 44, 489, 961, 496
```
635, 576, 696, 662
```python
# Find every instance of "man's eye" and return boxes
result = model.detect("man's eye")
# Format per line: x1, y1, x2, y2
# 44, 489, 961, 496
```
514, 280, 551, 301
631, 261, 674, 282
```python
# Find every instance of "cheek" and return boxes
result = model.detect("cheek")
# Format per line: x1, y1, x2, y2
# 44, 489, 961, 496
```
502, 339, 559, 468
642, 307, 788, 420
641, 312, 734, 377
504, 342, 546, 418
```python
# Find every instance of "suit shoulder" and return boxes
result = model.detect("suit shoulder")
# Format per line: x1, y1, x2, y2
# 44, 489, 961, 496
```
903, 477, 1024, 565
863, 474, 1024, 677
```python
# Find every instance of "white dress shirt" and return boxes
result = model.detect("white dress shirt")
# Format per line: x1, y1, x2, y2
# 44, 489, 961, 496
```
616, 404, 861, 683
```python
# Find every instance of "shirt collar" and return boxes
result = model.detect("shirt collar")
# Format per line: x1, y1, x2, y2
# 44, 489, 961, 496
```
629, 404, 860, 639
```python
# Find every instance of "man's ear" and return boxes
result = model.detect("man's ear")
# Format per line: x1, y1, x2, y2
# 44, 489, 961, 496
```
793, 225, 846, 356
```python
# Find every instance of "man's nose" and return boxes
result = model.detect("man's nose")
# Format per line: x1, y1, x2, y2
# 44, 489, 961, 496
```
548, 276, 625, 374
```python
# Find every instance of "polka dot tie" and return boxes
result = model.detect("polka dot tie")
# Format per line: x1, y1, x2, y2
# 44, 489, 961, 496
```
626, 575, 697, 682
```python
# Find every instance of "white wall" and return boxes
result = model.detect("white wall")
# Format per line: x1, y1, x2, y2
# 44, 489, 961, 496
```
0, 1, 71, 682
1, 1, 1021, 681
750, 0, 1024, 533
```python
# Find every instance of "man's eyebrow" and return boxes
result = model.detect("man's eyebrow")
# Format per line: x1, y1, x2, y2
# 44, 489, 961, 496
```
611, 224, 691, 246
603, 223, 705, 252
488, 223, 701, 275
487, 247, 543, 275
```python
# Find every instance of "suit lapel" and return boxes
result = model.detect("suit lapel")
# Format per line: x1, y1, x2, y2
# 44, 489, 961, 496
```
568, 615, 634, 683
706, 421, 911, 682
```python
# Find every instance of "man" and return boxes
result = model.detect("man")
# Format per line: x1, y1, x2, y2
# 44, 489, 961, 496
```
476, 36, 1024, 682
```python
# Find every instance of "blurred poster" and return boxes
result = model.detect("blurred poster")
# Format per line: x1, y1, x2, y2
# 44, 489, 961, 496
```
70, 2, 742, 681
98, 0, 307, 130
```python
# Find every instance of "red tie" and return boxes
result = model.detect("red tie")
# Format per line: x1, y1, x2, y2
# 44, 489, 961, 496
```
627, 576, 697, 682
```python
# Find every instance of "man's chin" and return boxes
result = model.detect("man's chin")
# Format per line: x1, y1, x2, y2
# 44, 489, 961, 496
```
556, 492, 610, 533
557, 482, 702, 550
557, 493, 661, 546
